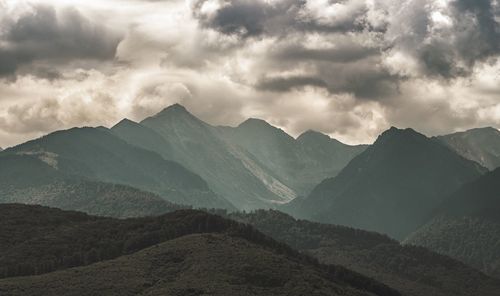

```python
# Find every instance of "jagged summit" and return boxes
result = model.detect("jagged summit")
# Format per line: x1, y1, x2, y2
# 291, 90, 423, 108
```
375, 127, 425, 144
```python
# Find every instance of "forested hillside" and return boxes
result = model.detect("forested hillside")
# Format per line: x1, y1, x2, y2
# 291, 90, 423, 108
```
0, 204, 399, 296
406, 168, 500, 278
217, 209, 500, 296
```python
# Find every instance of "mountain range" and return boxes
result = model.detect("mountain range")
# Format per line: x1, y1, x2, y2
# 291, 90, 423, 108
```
1, 107, 500, 295
110, 104, 366, 210
0, 126, 233, 210
285, 127, 487, 239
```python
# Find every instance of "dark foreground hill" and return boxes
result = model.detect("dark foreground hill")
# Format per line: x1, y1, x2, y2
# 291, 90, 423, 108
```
0, 204, 398, 296
286, 127, 486, 239
219, 210, 500, 296
406, 168, 500, 278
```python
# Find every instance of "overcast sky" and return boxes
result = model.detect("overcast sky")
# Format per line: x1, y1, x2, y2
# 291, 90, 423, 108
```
0, 0, 499, 147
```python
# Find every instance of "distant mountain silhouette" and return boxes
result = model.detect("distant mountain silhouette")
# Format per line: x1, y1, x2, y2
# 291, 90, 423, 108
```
0, 204, 399, 296
221, 209, 500, 296
1, 127, 233, 210
406, 167, 500, 278
286, 127, 486, 239
437, 127, 500, 170
112, 104, 365, 210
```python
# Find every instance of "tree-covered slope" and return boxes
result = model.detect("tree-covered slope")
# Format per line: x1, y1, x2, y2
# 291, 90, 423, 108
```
437, 127, 500, 170
286, 127, 486, 239
2, 127, 233, 210
1, 178, 182, 218
405, 168, 500, 278
220, 209, 500, 296
0, 204, 399, 296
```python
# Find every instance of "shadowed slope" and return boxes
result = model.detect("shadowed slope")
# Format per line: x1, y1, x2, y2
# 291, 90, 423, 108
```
287, 127, 486, 239
219, 209, 500, 296
3, 127, 233, 210
0, 204, 398, 296
406, 168, 500, 278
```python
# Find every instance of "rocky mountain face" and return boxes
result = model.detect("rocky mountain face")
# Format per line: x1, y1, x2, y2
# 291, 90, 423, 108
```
405, 167, 500, 278
112, 104, 365, 210
437, 127, 500, 170
286, 127, 486, 239
220, 119, 367, 196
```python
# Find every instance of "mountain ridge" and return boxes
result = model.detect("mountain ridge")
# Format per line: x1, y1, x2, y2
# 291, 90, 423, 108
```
286, 126, 486, 239
436, 127, 500, 170
2, 126, 234, 210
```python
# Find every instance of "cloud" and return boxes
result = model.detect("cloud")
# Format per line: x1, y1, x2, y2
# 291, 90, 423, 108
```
190, 0, 384, 38
0, 4, 123, 77
0, 0, 499, 148
255, 75, 328, 92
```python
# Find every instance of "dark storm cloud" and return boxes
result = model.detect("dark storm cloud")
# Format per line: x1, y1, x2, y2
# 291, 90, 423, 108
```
256, 75, 328, 92
273, 42, 380, 63
190, 0, 375, 38
0, 5, 122, 77
412, 0, 500, 78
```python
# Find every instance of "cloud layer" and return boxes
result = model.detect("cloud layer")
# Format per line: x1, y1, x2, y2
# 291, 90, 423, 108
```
0, 0, 499, 147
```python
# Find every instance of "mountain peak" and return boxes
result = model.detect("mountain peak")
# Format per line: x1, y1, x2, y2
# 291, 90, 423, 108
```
148, 103, 201, 122
237, 118, 296, 142
297, 130, 329, 141
377, 126, 424, 142
160, 103, 188, 114
238, 118, 272, 128
112, 118, 139, 130
116, 118, 136, 125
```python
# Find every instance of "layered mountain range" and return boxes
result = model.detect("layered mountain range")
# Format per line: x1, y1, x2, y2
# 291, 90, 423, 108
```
110, 104, 367, 210
1, 104, 500, 294
285, 127, 487, 239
